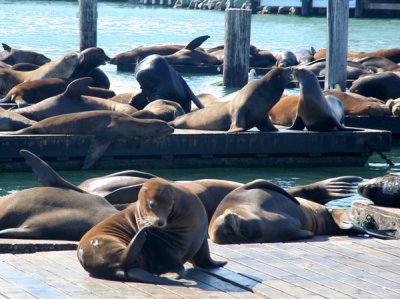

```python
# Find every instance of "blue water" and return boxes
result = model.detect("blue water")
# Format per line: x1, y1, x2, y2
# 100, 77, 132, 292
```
1, 0, 400, 207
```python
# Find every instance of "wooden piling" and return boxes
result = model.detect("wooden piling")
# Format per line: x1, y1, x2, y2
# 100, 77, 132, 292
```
301, 0, 312, 16
223, 8, 251, 88
79, 0, 97, 51
325, 0, 349, 91
354, 0, 364, 17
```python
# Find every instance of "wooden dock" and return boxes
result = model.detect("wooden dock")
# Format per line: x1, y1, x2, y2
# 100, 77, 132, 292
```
0, 128, 391, 171
1, 236, 400, 298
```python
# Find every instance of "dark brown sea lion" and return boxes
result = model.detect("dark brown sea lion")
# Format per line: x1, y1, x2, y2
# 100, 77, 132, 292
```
0, 43, 50, 65
77, 177, 226, 284
0, 149, 118, 240
274, 50, 298, 67
349, 71, 400, 101
208, 179, 393, 244
289, 68, 360, 132
9, 110, 174, 169
170, 67, 291, 131
110, 45, 184, 65
134, 54, 204, 113
0, 51, 82, 95
351, 56, 400, 72
0, 109, 36, 131
1, 78, 116, 107
13, 77, 136, 120
10, 62, 39, 71
357, 175, 400, 207
163, 35, 221, 66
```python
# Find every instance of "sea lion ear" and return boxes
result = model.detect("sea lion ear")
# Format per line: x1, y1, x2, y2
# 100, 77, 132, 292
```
2, 43, 11, 52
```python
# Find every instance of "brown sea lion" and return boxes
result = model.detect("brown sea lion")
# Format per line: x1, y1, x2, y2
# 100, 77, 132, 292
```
170, 67, 292, 131
134, 54, 204, 113
0, 43, 50, 65
208, 179, 394, 244
0, 149, 118, 240
349, 71, 400, 101
13, 77, 136, 121
289, 68, 360, 131
8, 110, 174, 169
131, 99, 185, 122
0, 51, 82, 95
269, 94, 299, 126
163, 35, 221, 66
0, 109, 36, 131
77, 177, 226, 284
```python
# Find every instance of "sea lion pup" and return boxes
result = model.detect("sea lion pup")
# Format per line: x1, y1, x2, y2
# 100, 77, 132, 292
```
289, 67, 360, 132
208, 179, 394, 244
170, 67, 292, 132
77, 177, 226, 284
8, 110, 174, 170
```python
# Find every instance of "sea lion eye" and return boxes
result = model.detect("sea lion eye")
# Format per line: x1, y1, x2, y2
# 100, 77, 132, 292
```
148, 200, 155, 209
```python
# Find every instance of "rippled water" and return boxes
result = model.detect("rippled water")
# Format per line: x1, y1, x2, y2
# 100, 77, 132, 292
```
1, 0, 400, 207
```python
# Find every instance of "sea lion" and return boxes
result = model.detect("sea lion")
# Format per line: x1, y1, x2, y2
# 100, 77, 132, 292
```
349, 71, 400, 101
0, 43, 50, 65
8, 110, 174, 169
208, 179, 394, 244
0, 149, 118, 240
289, 68, 359, 132
170, 67, 292, 132
357, 175, 400, 208
131, 99, 185, 122
0, 51, 82, 95
134, 54, 204, 113
13, 77, 136, 121
0, 109, 36, 131
191, 92, 223, 111
77, 177, 226, 284
1, 78, 116, 107
351, 56, 400, 72
163, 35, 221, 66
294, 47, 316, 65
274, 50, 298, 67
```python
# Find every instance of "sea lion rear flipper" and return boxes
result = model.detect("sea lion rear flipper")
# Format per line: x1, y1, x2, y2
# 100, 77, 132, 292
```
2, 43, 11, 51
256, 117, 278, 132
64, 77, 93, 98
185, 35, 210, 50
104, 184, 144, 205
82, 136, 113, 170
19, 149, 85, 193
190, 237, 227, 268
288, 116, 305, 130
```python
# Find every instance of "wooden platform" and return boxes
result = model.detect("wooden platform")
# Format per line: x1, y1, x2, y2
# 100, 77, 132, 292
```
345, 115, 400, 141
0, 128, 391, 171
1, 236, 400, 298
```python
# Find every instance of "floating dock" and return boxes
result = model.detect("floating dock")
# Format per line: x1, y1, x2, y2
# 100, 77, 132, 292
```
0, 128, 391, 171
1, 236, 400, 298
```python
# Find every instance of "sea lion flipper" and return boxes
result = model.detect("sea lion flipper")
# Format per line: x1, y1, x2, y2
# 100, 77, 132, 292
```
123, 226, 148, 265
228, 124, 245, 132
185, 35, 210, 50
0, 227, 42, 239
180, 76, 204, 110
19, 149, 85, 193
104, 184, 144, 205
82, 137, 113, 170
190, 237, 227, 268
288, 116, 305, 130
294, 229, 314, 239
2, 43, 11, 51
64, 77, 93, 98
256, 117, 278, 132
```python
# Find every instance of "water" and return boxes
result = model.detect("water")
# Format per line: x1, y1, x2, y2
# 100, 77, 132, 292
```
1, 0, 400, 207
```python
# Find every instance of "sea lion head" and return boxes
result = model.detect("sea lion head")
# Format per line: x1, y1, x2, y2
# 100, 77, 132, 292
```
137, 178, 175, 229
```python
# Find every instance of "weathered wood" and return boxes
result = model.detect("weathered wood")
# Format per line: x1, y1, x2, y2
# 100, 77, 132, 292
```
301, 0, 312, 16
325, 0, 349, 91
223, 9, 251, 88
352, 201, 400, 239
79, 0, 97, 51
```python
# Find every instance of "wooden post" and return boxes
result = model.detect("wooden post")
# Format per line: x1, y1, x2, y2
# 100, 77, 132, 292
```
301, 0, 312, 16
223, 9, 251, 88
325, 0, 349, 91
79, 0, 97, 51
354, 0, 364, 17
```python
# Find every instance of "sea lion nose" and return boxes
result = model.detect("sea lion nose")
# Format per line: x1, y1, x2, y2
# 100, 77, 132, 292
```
157, 219, 165, 227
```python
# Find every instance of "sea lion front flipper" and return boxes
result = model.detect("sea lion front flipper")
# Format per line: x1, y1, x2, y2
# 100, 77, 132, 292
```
63, 77, 93, 98
123, 226, 148, 265
19, 149, 85, 193
190, 237, 227, 268
180, 76, 204, 110
104, 184, 144, 205
0, 227, 43, 239
185, 35, 210, 50
256, 117, 278, 132
288, 115, 305, 130
82, 136, 113, 170
228, 123, 246, 132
